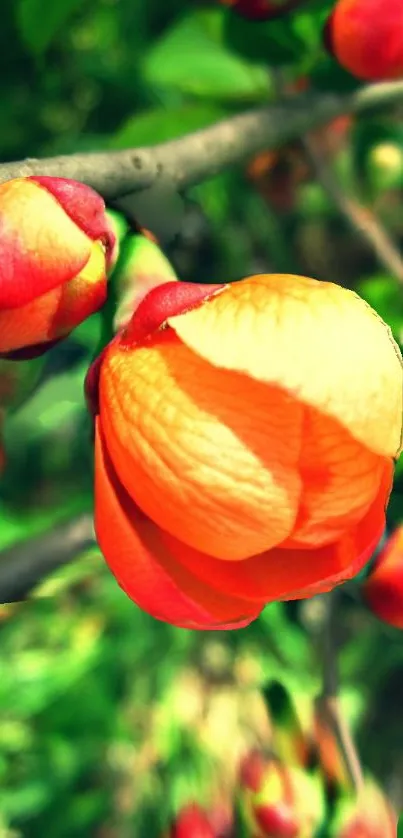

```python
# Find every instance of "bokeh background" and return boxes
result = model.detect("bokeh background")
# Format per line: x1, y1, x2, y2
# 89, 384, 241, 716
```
0, 0, 403, 835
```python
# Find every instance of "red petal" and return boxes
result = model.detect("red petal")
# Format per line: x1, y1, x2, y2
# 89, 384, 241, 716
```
121, 281, 226, 345
95, 421, 262, 630
30, 176, 116, 264
0, 179, 91, 308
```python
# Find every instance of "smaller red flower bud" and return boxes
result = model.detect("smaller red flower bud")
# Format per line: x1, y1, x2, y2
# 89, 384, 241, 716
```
170, 804, 215, 838
0, 176, 115, 358
239, 750, 267, 792
324, 0, 403, 82
363, 525, 403, 629
254, 802, 299, 837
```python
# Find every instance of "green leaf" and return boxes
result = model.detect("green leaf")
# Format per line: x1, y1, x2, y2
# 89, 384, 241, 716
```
223, 8, 304, 66
113, 234, 178, 332
356, 274, 403, 343
16, 0, 82, 55
112, 103, 226, 149
144, 10, 272, 103
398, 815, 403, 837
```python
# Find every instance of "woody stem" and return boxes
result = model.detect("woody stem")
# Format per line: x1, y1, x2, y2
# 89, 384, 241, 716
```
317, 590, 364, 794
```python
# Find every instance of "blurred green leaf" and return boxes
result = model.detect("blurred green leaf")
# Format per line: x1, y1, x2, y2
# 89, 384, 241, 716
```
144, 10, 272, 102
356, 274, 403, 342
16, 0, 82, 55
223, 7, 304, 67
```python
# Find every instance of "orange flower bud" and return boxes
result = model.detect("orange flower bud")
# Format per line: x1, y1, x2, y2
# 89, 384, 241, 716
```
331, 781, 396, 837
89, 275, 402, 630
221, 0, 304, 22
364, 525, 403, 629
0, 177, 115, 358
324, 0, 403, 82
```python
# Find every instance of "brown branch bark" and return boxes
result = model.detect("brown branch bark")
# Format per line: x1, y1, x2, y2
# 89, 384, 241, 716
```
0, 82, 402, 199
0, 515, 95, 604
316, 592, 364, 793
302, 135, 403, 285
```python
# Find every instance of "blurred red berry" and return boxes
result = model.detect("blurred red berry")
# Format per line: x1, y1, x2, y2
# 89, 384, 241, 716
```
324, 0, 403, 81
239, 750, 267, 792
254, 802, 299, 837
170, 804, 215, 838
364, 525, 403, 629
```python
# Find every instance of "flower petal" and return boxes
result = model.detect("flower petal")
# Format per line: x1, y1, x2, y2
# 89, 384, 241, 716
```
0, 241, 106, 353
95, 420, 262, 630
168, 275, 403, 458
99, 330, 303, 560
165, 460, 392, 603
283, 404, 385, 548
30, 176, 116, 265
0, 179, 91, 308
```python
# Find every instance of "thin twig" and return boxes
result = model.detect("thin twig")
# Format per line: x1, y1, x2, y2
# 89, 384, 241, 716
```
0, 514, 95, 604
302, 134, 403, 285
0, 82, 401, 199
316, 591, 365, 793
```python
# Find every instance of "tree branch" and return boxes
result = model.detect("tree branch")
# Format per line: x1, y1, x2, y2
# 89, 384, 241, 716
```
302, 135, 403, 285
0, 515, 95, 604
316, 591, 364, 793
0, 82, 402, 199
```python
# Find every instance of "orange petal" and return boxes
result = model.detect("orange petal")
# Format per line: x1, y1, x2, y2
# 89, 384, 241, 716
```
168, 275, 403, 458
99, 331, 303, 560
95, 420, 263, 630
0, 179, 91, 309
164, 460, 392, 603
283, 404, 385, 548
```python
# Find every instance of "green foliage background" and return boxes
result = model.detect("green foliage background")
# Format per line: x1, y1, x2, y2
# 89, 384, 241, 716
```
0, 0, 403, 835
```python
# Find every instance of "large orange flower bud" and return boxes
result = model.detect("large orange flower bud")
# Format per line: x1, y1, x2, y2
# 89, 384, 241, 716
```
0, 177, 116, 359
88, 275, 402, 630
363, 525, 403, 629
324, 0, 403, 82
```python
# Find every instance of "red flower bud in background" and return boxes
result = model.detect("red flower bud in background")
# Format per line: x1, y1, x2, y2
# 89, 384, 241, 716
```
331, 781, 396, 837
169, 804, 215, 838
239, 754, 324, 837
363, 525, 403, 629
221, 0, 304, 22
239, 750, 267, 793
0, 177, 116, 359
324, 0, 403, 82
